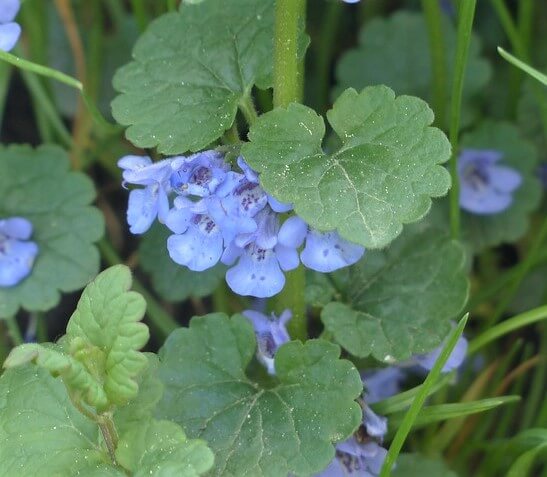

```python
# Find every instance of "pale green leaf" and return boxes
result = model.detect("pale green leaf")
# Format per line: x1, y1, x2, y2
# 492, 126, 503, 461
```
242, 86, 451, 248
321, 225, 469, 361
156, 313, 362, 477
66, 265, 149, 408
139, 223, 225, 302
112, 0, 295, 154
116, 419, 214, 477
0, 145, 104, 318
3, 343, 109, 410
0, 366, 118, 476
507, 444, 547, 477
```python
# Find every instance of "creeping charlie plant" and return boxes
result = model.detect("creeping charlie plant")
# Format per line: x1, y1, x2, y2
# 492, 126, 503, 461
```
0, 1, 546, 476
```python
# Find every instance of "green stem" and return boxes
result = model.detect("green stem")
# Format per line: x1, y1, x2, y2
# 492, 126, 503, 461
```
421, 0, 447, 129
98, 413, 119, 465
238, 94, 259, 127
0, 49, 119, 133
314, 0, 342, 113
131, 0, 149, 32
468, 305, 547, 355
448, 0, 477, 239
520, 327, 547, 429
379, 315, 468, 477
4, 316, 23, 346
98, 239, 178, 338
167, 0, 178, 12
273, 0, 306, 108
271, 0, 307, 341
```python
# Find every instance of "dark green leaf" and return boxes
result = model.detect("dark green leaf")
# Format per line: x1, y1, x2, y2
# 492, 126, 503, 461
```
321, 225, 469, 361
0, 145, 104, 318
335, 10, 490, 126
156, 313, 362, 477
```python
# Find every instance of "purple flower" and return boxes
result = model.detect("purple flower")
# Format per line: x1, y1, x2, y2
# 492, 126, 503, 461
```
458, 149, 522, 215
316, 438, 387, 477
0, 217, 39, 287
225, 208, 298, 297
362, 367, 406, 404
0, 0, 21, 52
242, 309, 291, 375
167, 213, 223, 271
279, 216, 365, 273
414, 335, 468, 373
118, 155, 173, 234
170, 151, 228, 197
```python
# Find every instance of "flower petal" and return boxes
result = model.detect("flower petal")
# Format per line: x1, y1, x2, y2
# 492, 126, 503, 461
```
0, 22, 20, 52
0, 0, 20, 23
301, 230, 365, 273
0, 239, 38, 287
127, 187, 158, 234
278, 216, 307, 248
0, 217, 33, 240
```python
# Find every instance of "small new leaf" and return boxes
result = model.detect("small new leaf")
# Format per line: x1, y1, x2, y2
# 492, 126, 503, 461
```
157, 313, 362, 477
0, 145, 104, 318
242, 86, 451, 248
321, 226, 469, 361
116, 419, 214, 477
66, 265, 149, 408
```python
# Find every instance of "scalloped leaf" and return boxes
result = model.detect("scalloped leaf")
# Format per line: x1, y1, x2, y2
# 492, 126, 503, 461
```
0, 145, 104, 318
156, 313, 362, 477
241, 86, 451, 248
116, 419, 214, 477
112, 0, 306, 154
321, 225, 469, 362
3, 343, 109, 410
66, 265, 149, 408
140, 223, 225, 302
334, 10, 491, 126
0, 366, 119, 476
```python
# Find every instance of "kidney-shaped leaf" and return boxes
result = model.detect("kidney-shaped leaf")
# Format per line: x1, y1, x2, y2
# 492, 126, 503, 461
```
0, 145, 104, 318
321, 226, 469, 362
242, 86, 451, 248
156, 313, 362, 477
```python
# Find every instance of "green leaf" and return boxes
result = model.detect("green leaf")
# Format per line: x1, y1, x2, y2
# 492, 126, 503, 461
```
3, 265, 149, 412
114, 353, 164, 435
387, 396, 520, 432
112, 0, 301, 154
116, 419, 214, 477
66, 265, 149, 408
0, 365, 119, 476
498, 47, 547, 86
507, 444, 547, 477
0, 145, 104, 318
392, 453, 458, 477
156, 313, 362, 477
140, 223, 225, 302
3, 343, 109, 410
427, 121, 541, 251
335, 10, 490, 126
321, 225, 469, 361
242, 86, 451, 248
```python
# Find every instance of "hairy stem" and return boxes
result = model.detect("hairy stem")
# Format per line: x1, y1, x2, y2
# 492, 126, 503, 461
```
271, 0, 307, 341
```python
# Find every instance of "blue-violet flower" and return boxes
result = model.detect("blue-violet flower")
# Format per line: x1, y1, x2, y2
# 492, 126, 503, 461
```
242, 309, 291, 375
0, 217, 39, 287
0, 0, 21, 52
458, 149, 522, 215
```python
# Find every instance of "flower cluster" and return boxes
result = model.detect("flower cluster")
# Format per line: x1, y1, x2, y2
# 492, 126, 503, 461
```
458, 149, 522, 215
0, 217, 39, 287
119, 151, 365, 298
0, 0, 21, 52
